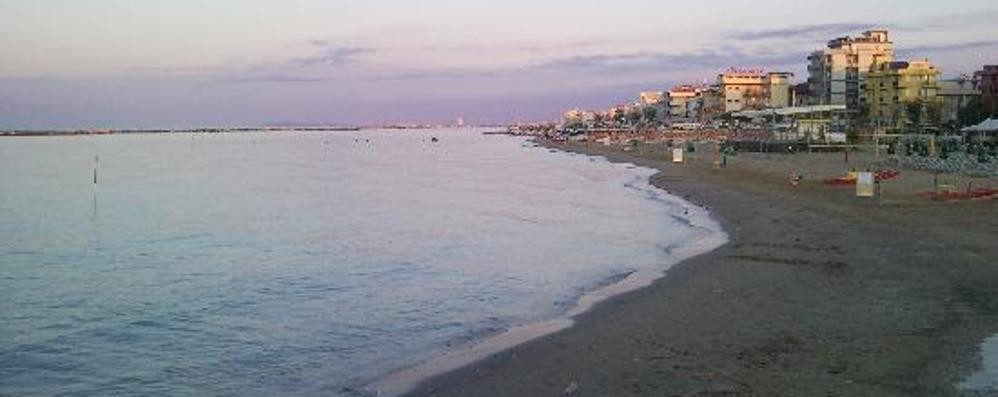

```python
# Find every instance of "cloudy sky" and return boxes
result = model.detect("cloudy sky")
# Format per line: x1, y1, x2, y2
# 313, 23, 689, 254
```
1, 0, 997, 128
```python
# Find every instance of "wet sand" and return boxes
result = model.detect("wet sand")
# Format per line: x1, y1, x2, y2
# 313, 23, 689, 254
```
403, 140, 998, 396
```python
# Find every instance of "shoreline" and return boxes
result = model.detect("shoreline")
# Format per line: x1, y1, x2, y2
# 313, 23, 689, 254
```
403, 139, 998, 396
367, 152, 729, 396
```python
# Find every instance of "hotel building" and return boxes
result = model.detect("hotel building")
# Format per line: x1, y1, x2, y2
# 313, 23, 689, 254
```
765, 72, 794, 109
667, 85, 702, 119
976, 65, 998, 116
562, 109, 596, 126
718, 68, 794, 112
807, 29, 894, 111
938, 76, 981, 125
865, 59, 941, 128
639, 91, 666, 106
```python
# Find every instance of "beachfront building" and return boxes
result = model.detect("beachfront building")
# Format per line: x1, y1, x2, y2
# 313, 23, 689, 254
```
765, 72, 794, 109
976, 65, 998, 116
639, 91, 666, 106
667, 85, 702, 120
865, 59, 941, 129
806, 29, 894, 111
719, 68, 767, 112
698, 85, 726, 123
732, 104, 848, 142
938, 76, 981, 125
606, 103, 639, 127
718, 68, 795, 112
562, 108, 597, 127
638, 91, 668, 124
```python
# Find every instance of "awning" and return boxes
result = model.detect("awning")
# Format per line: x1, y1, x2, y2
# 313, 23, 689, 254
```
961, 118, 998, 133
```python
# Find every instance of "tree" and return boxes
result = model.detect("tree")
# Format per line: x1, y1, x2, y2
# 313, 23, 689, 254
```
925, 101, 943, 129
856, 102, 875, 128
613, 109, 626, 127
905, 100, 924, 132
642, 106, 659, 126
593, 113, 606, 129
958, 97, 988, 128
627, 109, 642, 127
563, 120, 585, 131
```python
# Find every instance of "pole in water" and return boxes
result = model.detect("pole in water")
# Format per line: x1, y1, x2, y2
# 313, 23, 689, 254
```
92, 153, 100, 220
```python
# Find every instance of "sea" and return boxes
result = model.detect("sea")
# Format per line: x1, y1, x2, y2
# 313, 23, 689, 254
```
0, 128, 725, 396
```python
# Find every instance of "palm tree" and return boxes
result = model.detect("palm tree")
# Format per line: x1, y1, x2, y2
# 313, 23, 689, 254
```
593, 113, 606, 129
627, 109, 642, 128
643, 107, 659, 127
613, 109, 627, 128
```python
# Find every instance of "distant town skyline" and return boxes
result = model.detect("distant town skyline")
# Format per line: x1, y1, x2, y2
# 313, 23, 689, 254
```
2, 0, 997, 129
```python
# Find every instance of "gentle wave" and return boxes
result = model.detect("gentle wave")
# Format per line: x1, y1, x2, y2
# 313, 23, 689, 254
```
1, 129, 724, 396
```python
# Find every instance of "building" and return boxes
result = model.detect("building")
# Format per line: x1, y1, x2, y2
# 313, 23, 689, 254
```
718, 68, 795, 112
697, 85, 726, 123
667, 85, 702, 119
639, 91, 665, 106
732, 104, 848, 142
719, 68, 767, 112
792, 83, 810, 107
765, 72, 794, 108
807, 29, 894, 111
976, 65, 998, 116
938, 76, 981, 125
865, 59, 941, 129
562, 109, 596, 126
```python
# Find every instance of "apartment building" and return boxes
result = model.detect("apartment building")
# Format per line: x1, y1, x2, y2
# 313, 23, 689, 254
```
807, 29, 894, 111
865, 59, 941, 128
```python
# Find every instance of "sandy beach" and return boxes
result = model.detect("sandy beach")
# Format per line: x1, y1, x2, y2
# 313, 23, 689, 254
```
403, 140, 998, 396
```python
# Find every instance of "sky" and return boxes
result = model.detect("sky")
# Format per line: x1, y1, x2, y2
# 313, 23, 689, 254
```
1, 0, 997, 129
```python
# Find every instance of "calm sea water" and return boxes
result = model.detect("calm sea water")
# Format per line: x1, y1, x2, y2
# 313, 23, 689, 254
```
0, 129, 722, 396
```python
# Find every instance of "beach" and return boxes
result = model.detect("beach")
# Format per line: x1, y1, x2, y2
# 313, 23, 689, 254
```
404, 141, 998, 396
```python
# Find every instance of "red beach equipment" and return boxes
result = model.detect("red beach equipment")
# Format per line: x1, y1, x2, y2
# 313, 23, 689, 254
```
920, 188, 998, 202
823, 176, 856, 186
874, 169, 900, 182
824, 169, 900, 186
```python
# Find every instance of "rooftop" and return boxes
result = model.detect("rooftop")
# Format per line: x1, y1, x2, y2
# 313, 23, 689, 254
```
827, 29, 891, 48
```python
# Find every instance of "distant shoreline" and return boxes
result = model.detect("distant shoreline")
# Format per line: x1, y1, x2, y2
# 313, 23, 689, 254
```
0, 125, 505, 137
0, 127, 362, 136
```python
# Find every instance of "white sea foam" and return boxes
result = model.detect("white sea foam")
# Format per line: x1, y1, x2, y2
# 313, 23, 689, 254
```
961, 334, 998, 393
367, 155, 728, 397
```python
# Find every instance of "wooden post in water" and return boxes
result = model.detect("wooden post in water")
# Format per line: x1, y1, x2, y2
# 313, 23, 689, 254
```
92, 153, 100, 220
